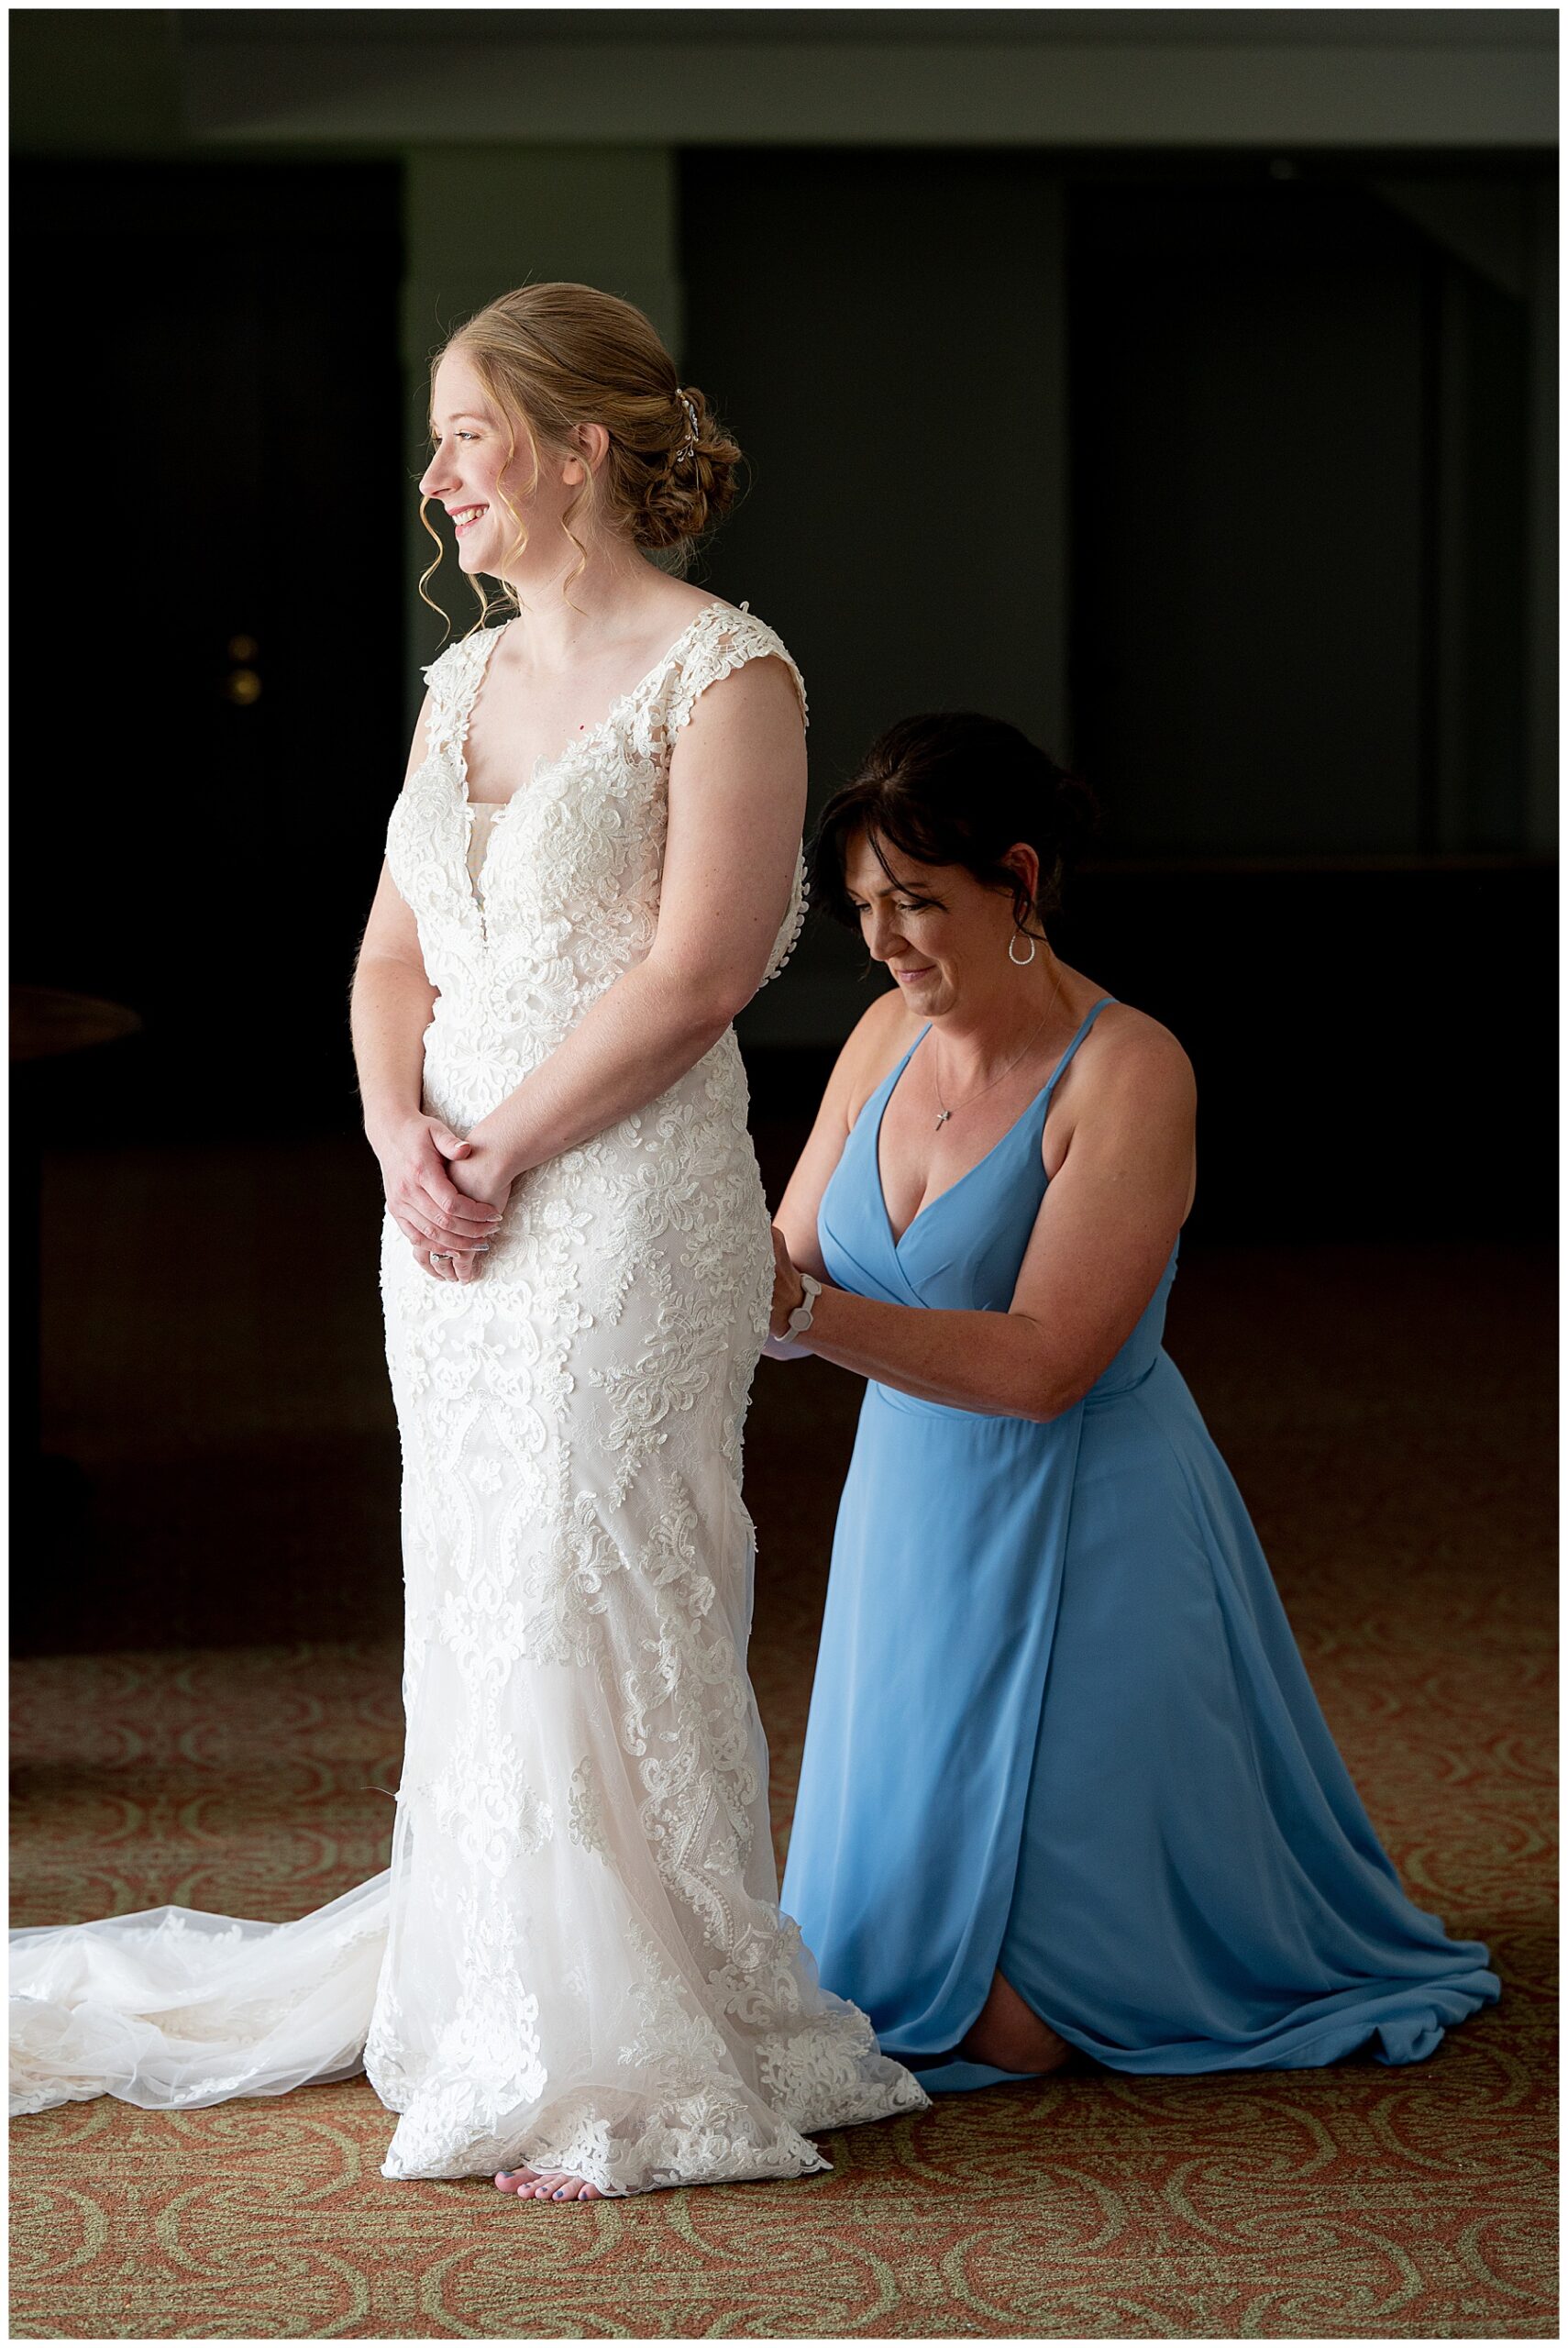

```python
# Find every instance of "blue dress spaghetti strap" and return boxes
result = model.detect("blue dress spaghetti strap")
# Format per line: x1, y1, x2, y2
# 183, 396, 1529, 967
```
779, 996, 1499, 2091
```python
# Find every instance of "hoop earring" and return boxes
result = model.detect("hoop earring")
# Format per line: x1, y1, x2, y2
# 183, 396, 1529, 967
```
1008, 931, 1038, 967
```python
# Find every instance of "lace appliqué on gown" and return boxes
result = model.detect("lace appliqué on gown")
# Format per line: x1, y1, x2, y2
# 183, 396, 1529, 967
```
10, 601, 926, 2194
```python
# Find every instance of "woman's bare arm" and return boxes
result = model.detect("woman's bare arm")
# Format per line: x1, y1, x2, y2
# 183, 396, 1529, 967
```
771, 988, 917, 1283
776, 1022, 1196, 1419
466, 653, 807, 1183
349, 691, 504, 1267
350, 690, 437, 1144
351, 858, 438, 1146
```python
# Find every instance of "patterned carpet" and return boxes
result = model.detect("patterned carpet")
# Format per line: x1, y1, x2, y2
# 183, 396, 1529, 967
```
10, 1225, 1557, 2337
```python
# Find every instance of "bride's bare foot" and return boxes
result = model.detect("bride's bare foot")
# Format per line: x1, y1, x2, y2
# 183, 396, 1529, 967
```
959, 1969, 1074, 2075
495, 2166, 603, 2201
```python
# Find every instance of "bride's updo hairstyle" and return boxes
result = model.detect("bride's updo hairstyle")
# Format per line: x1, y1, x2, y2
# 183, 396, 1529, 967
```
810, 712, 1102, 948
419, 280, 743, 623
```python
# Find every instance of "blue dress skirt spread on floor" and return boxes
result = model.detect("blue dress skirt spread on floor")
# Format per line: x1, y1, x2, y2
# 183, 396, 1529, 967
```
779, 998, 1499, 2091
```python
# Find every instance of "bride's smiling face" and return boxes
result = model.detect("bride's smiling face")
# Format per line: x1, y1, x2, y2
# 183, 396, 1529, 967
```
420, 348, 593, 585
842, 829, 1039, 1019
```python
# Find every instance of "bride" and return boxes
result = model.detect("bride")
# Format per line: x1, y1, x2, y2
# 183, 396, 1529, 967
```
9, 282, 926, 2199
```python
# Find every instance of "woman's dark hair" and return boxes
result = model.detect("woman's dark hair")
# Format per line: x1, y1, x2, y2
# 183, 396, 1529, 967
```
809, 712, 1102, 943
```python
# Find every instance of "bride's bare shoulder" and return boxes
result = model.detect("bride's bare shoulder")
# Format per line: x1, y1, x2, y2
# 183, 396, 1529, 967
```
650, 582, 747, 634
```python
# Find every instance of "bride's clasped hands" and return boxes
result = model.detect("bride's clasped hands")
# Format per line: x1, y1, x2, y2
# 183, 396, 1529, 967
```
369, 1108, 507, 1282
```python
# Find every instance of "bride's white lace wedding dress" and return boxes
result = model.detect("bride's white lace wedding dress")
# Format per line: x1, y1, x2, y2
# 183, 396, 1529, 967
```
10, 599, 928, 2193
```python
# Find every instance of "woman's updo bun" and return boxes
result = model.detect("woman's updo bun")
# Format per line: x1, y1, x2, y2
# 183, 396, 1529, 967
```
810, 712, 1104, 942
423, 282, 743, 611
632, 382, 742, 551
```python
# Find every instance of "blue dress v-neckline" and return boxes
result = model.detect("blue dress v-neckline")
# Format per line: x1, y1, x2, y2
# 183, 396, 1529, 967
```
822, 996, 1130, 1321
873, 1000, 1115, 1254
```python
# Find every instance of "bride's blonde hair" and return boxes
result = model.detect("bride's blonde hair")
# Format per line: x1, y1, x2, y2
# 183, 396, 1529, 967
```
418, 281, 743, 631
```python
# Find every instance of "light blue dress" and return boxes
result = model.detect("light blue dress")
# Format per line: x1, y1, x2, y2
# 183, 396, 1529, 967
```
780, 996, 1500, 2091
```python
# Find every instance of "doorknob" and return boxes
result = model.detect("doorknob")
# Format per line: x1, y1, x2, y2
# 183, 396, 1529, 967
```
224, 633, 260, 703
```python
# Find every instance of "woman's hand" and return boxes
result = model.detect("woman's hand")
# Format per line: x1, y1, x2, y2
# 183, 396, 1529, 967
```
765, 1224, 813, 1357
370, 1112, 505, 1281
436, 1137, 518, 1285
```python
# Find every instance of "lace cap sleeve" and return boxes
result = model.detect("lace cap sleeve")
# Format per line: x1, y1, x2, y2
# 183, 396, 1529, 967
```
661, 603, 811, 991
666, 602, 809, 740
418, 626, 500, 760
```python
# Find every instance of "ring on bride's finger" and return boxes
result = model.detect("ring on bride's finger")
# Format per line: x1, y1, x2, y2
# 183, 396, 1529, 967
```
430, 1250, 450, 1262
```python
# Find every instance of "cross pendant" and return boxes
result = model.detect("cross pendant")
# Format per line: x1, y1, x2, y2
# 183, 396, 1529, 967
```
933, 1109, 952, 1129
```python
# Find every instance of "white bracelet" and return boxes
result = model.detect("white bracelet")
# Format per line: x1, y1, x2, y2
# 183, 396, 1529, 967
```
786, 1271, 823, 1338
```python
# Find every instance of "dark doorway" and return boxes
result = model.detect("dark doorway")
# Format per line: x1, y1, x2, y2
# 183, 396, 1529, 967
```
11, 160, 406, 1142
12, 161, 407, 1639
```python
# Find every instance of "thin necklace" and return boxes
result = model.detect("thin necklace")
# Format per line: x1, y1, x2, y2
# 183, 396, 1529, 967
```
927, 965, 1066, 1132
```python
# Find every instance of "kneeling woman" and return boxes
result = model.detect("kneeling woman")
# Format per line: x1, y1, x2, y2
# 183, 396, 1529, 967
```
767, 713, 1498, 2093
